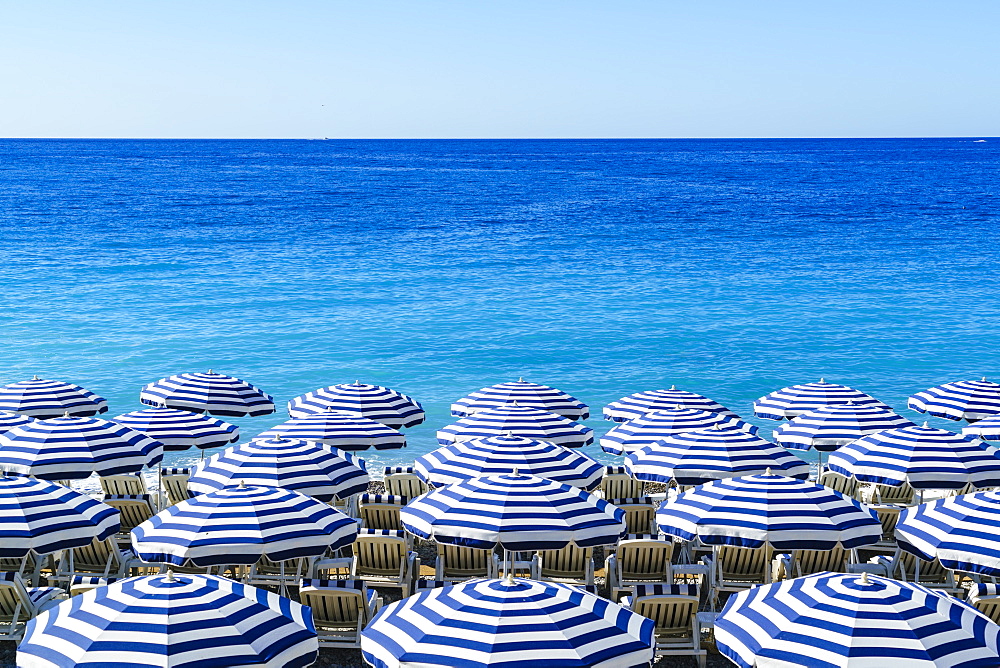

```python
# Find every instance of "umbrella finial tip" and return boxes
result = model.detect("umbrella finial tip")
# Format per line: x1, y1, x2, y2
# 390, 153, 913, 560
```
238, 479, 246, 488
354, 379, 360, 385
983, 377, 988, 382
32, 375, 39, 380
208, 369, 213, 374
861, 571, 869, 585
513, 467, 520, 476
670, 384, 676, 390
166, 569, 175, 582
923, 421, 929, 428
518, 377, 523, 382
820, 377, 825, 383
766, 467, 772, 476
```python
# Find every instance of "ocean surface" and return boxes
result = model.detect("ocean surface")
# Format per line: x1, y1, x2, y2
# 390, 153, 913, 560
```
1, 138, 998, 477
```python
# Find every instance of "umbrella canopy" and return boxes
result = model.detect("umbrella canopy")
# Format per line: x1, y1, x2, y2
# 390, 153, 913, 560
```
964, 416, 1000, 442
287, 381, 424, 428
256, 407, 405, 450
655, 474, 881, 551
716, 571, 1000, 668
414, 433, 603, 490
896, 492, 1000, 577
0, 474, 119, 558
450, 379, 589, 421
0, 416, 162, 481
131, 483, 358, 566
361, 578, 654, 668
17, 572, 318, 668
754, 379, 889, 421
188, 436, 370, 502
624, 425, 810, 486
140, 370, 275, 417
603, 386, 737, 422
438, 405, 593, 448
0, 377, 107, 419
0, 411, 32, 436
773, 404, 915, 452
401, 473, 626, 551
600, 408, 757, 456
827, 423, 1000, 490
909, 378, 1000, 422
112, 407, 239, 451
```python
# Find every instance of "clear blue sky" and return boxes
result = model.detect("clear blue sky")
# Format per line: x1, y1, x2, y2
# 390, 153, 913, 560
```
2, 1, 997, 138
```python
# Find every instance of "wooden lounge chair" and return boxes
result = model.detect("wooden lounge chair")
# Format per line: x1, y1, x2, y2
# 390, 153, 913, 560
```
358, 494, 407, 531
69, 575, 116, 597
350, 529, 418, 597
772, 547, 850, 580
99, 473, 148, 497
0, 572, 66, 641
818, 470, 858, 499
415, 579, 451, 591
160, 467, 191, 507
873, 549, 962, 597
610, 497, 656, 534
298, 578, 382, 648
247, 556, 310, 593
702, 545, 773, 608
601, 466, 644, 500
384, 466, 429, 497
101, 494, 156, 541
0, 554, 40, 588
868, 504, 902, 551
866, 482, 915, 505
969, 584, 1000, 624
434, 544, 499, 583
606, 534, 675, 600
532, 544, 594, 587
53, 537, 148, 584
620, 584, 708, 667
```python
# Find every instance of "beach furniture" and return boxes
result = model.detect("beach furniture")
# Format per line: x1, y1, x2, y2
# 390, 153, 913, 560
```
384, 466, 430, 497
610, 497, 657, 534
54, 537, 144, 582
703, 545, 773, 607
434, 544, 499, 582
620, 583, 707, 667
299, 578, 381, 648
414, 579, 450, 590
604, 387, 737, 423
0, 571, 65, 641
969, 584, 1000, 624
874, 549, 962, 596
361, 578, 655, 668
247, 556, 311, 591
358, 493, 407, 531
99, 472, 148, 496
753, 379, 888, 420
188, 436, 370, 502
437, 405, 593, 448
601, 408, 756, 456
68, 575, 115, 597
0, 377, 107, 418
772, 546, 851, 580
18, 573, 317, 667
101, 493, 156, 539
605, 534, 676, 599
599, 466, 645, 499
909, 378, 1000, 422
451, 380, 589, 421
287, 381, 424, 428
413, 434, 603, 491
140, 370, 275, 416
349, 529, 418, 597
160, 466, 191, 506
817, 469, 859, 498
531, 543, 594, 587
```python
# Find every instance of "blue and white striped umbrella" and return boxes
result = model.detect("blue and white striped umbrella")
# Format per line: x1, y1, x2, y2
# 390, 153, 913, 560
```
438, 405, 594, 448
140, 370, 275, 417
895, 492, 1000, 577
0, 411, 32, 436
716, 571, 1000, 668
414, 433, 603, 490
773, 403, 915, 452
603, 386, 738, 422
909, 378, 1000, 422
754, 379, 889, 421
624, 425, 810, 486
18, 572, 318, 668
113, 407, 239, 451
964, 415, 1000, 442
827, 423, 1000, 490
600, 407, 757, 455
188, 436, 370, 502
401, 474, 626, 551
0, 474, 119, 558
450, 379, 590, 421
655, 474, 881, 550
256, 407, 405, 450
0, 416, 163, 480
132, 483, 358, 566
362, 578, 654, 668
287, 381, 424, 428
0, 377, 107, 419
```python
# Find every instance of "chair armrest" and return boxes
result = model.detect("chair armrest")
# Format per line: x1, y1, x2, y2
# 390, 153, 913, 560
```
605, 555, 619, 591
849, 563, 889, 577
434, 554, 444, 581
530, 553, 541, 580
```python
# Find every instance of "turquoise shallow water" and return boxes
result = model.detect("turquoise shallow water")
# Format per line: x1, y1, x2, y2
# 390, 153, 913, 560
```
1, 138, 998, 473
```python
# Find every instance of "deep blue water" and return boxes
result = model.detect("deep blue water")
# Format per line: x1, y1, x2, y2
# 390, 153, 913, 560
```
1, 138, 998, 474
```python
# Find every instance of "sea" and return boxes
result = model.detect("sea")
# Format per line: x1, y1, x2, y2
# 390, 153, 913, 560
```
1, 138, 998, 477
